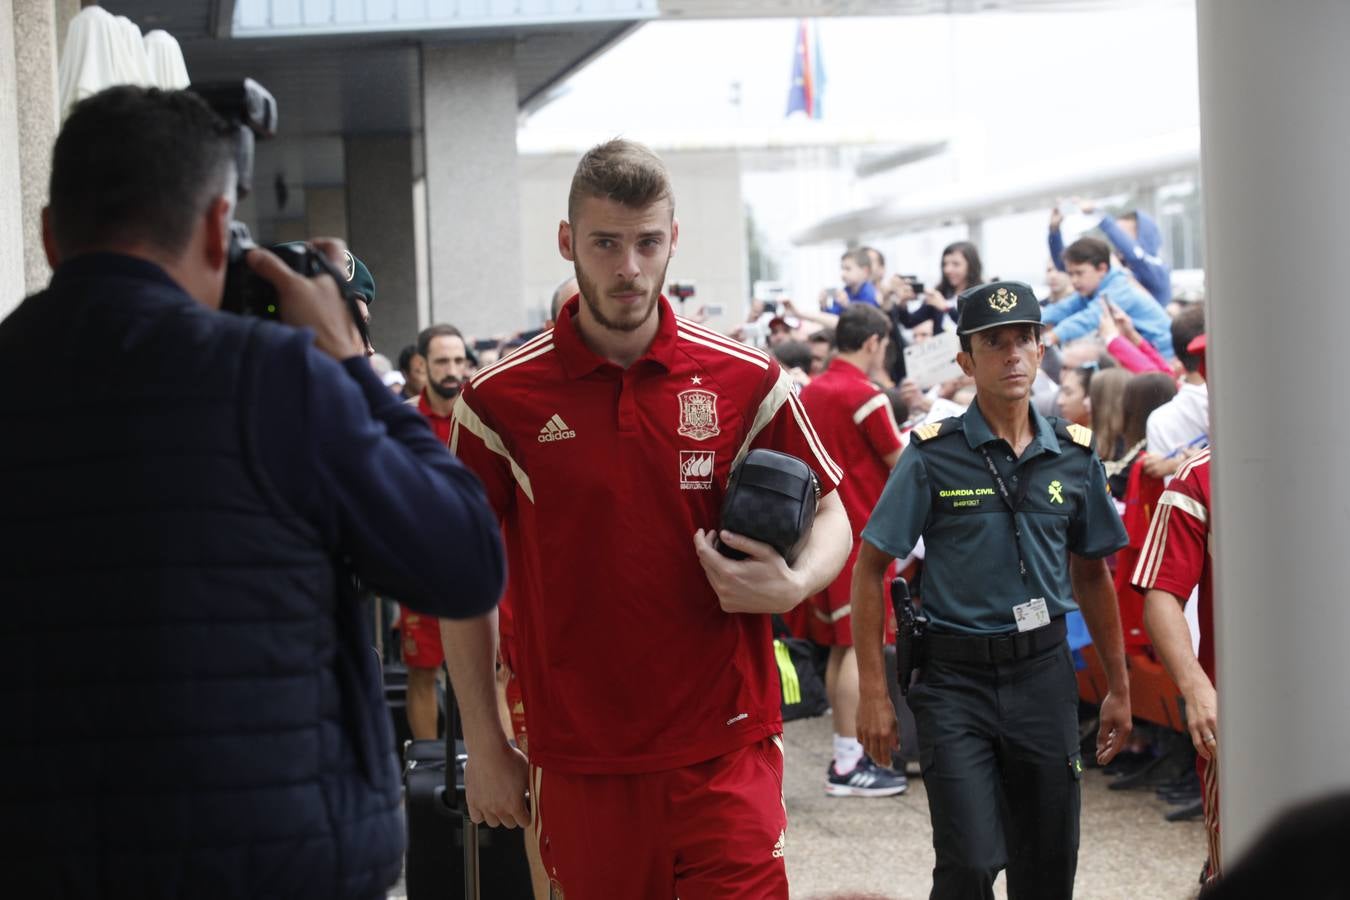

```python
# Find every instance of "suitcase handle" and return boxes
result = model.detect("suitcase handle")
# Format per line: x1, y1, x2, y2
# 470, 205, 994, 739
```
441, 667, 479, 900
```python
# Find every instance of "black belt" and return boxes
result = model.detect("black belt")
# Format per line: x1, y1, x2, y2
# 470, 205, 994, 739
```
924, 616, 1067, 665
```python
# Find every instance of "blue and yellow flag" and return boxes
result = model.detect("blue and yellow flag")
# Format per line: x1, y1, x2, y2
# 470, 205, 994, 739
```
786, 19, 825, 119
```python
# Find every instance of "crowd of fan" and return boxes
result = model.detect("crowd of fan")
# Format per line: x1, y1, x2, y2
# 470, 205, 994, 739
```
719, 205, 1213, 820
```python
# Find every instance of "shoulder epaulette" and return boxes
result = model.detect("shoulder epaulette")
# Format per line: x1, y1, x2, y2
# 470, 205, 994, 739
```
1055, 420, 1094, 451
910, 417, 960, 444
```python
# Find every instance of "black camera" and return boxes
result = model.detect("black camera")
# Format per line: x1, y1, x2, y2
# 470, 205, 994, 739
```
670, 281, 697, 301
193, 79, 367, 345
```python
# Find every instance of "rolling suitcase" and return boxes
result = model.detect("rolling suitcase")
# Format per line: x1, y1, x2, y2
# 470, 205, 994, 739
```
403, 691, 533, 900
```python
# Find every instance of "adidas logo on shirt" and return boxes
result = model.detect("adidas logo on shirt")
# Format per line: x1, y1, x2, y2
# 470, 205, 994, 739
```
772, 830, 786, 859
538, 414, 577, 443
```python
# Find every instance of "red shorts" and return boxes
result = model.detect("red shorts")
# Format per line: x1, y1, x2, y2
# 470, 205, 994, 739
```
397, 605, 443, 669
800, 553, 901, 647
533, 736, 788, 900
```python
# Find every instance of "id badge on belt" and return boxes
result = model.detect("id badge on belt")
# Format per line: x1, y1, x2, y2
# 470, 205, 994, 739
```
1013, 597, 1051, 632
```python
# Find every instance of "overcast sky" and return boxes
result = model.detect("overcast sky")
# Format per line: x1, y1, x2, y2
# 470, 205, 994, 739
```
519, 3, 1200, 296
521, 4, 1198, 147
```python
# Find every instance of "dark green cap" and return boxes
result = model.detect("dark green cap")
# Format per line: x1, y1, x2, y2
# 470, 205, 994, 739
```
272, 243, 376, 305
955, 280, 1041, 335
341, 249, 376, 305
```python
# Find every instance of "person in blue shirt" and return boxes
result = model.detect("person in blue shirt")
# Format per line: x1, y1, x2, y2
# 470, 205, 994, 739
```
1042, 237, 1175, 358
1050, 201, 1172, 305
822, 247, 879, 314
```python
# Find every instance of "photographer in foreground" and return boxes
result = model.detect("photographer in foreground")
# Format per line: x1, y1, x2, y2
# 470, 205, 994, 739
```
0, 86, 505, 899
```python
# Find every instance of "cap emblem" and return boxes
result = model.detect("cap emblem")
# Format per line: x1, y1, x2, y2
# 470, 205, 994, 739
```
342, 250, 356, 282
988, 287, 1017, 313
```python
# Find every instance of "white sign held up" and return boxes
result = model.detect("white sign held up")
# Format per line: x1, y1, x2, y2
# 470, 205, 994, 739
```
904, 331, 964, 390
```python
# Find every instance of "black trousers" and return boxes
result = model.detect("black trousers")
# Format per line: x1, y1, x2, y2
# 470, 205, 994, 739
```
908, 640, 1083, 900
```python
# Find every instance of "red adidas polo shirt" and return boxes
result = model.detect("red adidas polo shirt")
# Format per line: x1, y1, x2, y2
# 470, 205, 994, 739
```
1132, 449, 1214, 680
415, 391, 453, 445
450, 296, 842, 774
798, 356, 902, 639
800, 357, 901, 538
407, 390, 520, 663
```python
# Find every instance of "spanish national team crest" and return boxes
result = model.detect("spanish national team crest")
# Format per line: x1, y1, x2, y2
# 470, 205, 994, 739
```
677, 389, 720, 441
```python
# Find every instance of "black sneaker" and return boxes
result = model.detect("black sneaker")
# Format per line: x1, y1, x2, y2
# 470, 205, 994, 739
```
825, 755, 908, 797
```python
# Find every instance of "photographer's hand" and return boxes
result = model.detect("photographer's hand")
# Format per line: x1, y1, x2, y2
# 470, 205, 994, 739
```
245, 238, 365, 360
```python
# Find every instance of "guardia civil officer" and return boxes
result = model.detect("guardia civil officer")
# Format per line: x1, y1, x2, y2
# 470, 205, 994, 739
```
852, 281, 1132, 900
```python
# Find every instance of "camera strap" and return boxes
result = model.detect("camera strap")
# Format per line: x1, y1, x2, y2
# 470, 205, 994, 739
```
977, 444, 1038, 585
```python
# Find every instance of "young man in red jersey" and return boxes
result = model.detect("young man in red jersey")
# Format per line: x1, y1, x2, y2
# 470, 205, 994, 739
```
798, 303, 909, 797
1133, 336, 1220, 884
404, 322, 550, 896
442, 139, 852, 899
395, 324, 469, 739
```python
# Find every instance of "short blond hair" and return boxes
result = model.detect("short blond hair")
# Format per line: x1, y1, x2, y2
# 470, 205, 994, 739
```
568, 139, 673, 222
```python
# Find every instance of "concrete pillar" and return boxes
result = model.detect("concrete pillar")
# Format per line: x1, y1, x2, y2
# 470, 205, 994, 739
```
422, 41, 525, 339
1197, 0, 1350, 862
13, 0, 61, 294
53, 0, 75, 55
346, 134, 420, 357
305, 185, 348, 241
0, 0, 24, 315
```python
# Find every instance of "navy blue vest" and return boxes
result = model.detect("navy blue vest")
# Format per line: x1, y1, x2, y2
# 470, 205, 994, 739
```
0, 256, 402, 899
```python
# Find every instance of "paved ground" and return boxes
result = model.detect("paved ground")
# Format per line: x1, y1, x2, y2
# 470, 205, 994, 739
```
391, 712, 1206, 899
782, 713, 1206, 900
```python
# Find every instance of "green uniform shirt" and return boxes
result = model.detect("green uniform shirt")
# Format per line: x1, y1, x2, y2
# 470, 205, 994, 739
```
862, 400, 1128, 635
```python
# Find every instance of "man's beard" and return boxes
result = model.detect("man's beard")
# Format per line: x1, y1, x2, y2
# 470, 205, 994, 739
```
428, 377, 461, 400
574, 255, 670, 334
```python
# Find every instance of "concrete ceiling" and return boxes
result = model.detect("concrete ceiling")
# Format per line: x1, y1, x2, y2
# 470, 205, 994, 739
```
101, 2, 646, 120
97, 0, 1167, 137
99, 1, 647, 233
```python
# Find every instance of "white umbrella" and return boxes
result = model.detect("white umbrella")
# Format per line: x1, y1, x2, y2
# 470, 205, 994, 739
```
144, 30, 190, 90
111, 16, 152, 87
57, 7, 190, 120
57, 6, 123, 118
